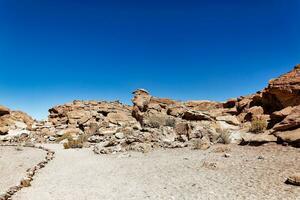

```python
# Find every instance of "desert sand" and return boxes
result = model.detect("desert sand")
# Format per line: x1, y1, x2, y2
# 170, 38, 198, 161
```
8, 144, 300, 200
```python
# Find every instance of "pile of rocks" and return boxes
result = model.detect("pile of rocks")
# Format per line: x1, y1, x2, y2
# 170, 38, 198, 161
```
2, 64, 300, 152
28, 89, 244, 154
0, 106, 34, 143
223, 64, 300, 146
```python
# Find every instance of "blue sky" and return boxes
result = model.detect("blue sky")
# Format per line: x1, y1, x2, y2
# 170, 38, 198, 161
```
0, 0, 299, 119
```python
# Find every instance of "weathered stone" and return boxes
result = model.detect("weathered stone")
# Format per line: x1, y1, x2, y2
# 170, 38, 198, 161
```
20, 177, 31, 187
223, 98, 237, 108
216, 115, 240, 126
184, 100, 222, 111
244, 106, 264, 121
182, 110, 213, 121
286, 173, 300, 186
132, 89, 151, 112
115, 132, 125, 139
275, 128, 300, 144
0, 105, 10, 116
241, 133, 277, 144
262, 64, 300, 110
0, 126, 8, 135
175, 122, 190, 136
273, 105, 300, 131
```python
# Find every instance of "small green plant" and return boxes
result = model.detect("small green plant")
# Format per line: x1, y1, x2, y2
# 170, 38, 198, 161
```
250, 117, 267, 133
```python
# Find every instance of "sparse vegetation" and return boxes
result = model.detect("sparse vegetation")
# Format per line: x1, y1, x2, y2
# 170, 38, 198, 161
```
165, 117, 176, 128
250, 117, 267, 133
147, 115, 166, 128
192, 138, 210, 150
63, 134, 88, 149
63, 139, 83, 149
217, 130, 232, 144
56, 132, 73, 142
147, 115, 176, 128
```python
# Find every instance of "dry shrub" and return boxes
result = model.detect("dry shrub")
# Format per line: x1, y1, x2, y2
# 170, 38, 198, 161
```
147, 115, 165, 128
165, 117, 176, 128
217, 130, 232, 144
250, 117, 267, 133
63, 139, 83, 149
63, 134, 87, 149
192, 138, 210, 150
56, 132, 73, 142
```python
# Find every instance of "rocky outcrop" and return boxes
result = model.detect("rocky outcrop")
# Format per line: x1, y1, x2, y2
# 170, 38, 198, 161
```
2, 64, 300, 150
40, 100, 139, 142
262, 64, 300, 111
0, 106, 34, 143
273, 105, 300, 131
0, 106, 10, 116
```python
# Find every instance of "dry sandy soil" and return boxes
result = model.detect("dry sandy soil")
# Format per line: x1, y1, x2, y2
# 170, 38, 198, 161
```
0, 146, 45, 194
7, 143, 299, 200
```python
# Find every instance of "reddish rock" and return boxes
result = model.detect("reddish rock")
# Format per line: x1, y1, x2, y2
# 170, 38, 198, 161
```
270, 106, 293, 127
167, 105, 186, 117
174, 122, 190, 136
273, 105, 300, 131
275, 128, 300, 144
271, 106, 293, 121
0, 105, 10, 116
262, 64, 300, 111
237, 95, 253, 112
223, 98, 237, 108
132, 89, 151, 112
243, 106, 264, 121
182, 110, 214, 121
184, 100, 223, 111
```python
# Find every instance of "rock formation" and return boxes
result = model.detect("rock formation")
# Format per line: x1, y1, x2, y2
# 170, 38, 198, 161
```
1, 63, 300, 150
0, 106, 34, 142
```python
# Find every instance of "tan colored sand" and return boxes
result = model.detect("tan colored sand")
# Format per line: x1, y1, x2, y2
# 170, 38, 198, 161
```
0, 146, 45, 194
12, 144, 300, 200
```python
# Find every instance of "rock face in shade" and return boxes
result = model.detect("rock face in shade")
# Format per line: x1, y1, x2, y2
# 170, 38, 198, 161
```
0, 106, 10, 116
262, 64, 300, 112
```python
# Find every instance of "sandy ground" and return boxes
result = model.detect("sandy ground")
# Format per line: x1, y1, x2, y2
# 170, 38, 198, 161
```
10, 143, 300, 200
0, 146, 45, 194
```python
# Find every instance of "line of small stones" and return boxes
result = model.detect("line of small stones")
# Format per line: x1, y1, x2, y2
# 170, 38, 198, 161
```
0, 144, 55, 200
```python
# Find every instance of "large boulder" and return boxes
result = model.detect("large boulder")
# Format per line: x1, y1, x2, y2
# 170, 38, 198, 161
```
0, 105, 10, 116
216, 115, 240, 126
241, 132, 277, 144
273, 105, 300, 131
275, 128, 300, 144
131, 89, 151, 112
182, 110, 214, 121
262, 64, 300, 112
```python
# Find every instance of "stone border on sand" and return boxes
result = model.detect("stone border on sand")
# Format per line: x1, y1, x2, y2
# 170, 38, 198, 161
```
0, 144, 55, 200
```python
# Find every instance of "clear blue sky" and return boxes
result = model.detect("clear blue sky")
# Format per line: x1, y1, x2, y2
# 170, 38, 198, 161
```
0, 0, 299, 119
